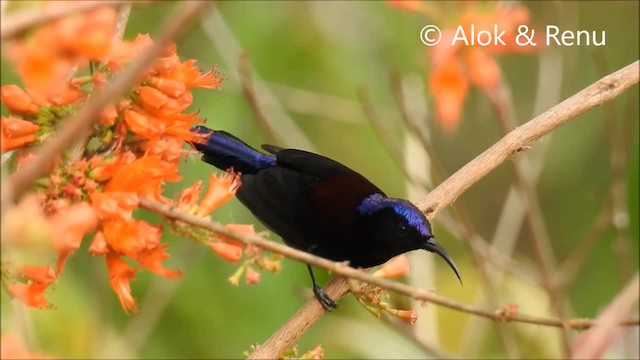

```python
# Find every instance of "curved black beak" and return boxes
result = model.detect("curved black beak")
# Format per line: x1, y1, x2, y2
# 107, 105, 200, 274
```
424, 239, 463, 285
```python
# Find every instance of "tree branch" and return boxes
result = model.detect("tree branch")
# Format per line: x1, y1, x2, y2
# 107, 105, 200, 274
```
416, 60, 639, 215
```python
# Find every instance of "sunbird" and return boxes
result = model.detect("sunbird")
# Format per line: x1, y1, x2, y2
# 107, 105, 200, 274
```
190, 126, 461, 309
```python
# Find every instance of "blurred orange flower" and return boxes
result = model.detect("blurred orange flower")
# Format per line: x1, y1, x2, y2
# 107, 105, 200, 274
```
1, 116, 40, 153
1, 333, 52, 359
390, 1, 543, 133
208, 241, 244, 263
373, 255, 410, 278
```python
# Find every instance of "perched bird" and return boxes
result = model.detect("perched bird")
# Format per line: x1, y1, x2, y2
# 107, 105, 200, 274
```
189, 126, 461, 310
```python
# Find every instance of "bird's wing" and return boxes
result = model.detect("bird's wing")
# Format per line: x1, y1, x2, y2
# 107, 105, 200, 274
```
236, 166, 318, 250
261, 144, 284, 154
275, 149, 381, 185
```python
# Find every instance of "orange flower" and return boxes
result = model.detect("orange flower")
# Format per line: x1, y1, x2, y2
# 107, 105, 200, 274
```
141, 137, 185, 164
106, 154, 181, 202
100, 103, 118, 126
245, 266, 261, 284
17, 265, 56, 285
51, 201, 98, 274
373, 255, 410, 278
170, 61, 222, 89
60, 7, 116, 60
196, 172, 241, 216
389, 309, 418, 324
387, 0, 424, 12
90, 191, 139, 221
1, 116, 40, 152
124, 109, 165, 139
218, 223, 255, 248
150, 76, 187, 98
177, 179, 203, 212
102, 219, 144, 255
0, 85, 40, 114
7, 265, 56, 309
429, 56, 468, 133
89, 230, 109, 256
464, 47, 501, 89
106, 250, 139, 314
207, 241, 243, 263
133, 243, 182, 279
106, 34, 154, 73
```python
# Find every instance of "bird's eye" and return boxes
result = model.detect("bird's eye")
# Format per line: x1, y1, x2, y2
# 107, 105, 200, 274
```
396, 224, 408, 236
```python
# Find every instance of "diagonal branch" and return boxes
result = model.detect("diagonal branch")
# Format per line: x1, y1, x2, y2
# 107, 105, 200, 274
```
416, 60, 639, 215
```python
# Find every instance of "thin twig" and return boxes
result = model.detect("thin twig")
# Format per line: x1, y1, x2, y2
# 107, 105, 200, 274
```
0, 0, 146, 39
379, 314, 457, 360
487, 81, 572, 351
138, 197, 640, 334
459, 50, 564, 355
199, 7, 314, 150
416, 60, 638, 214
390, 74, 519, 358
556, 205, 612, 287
248, 60, 640, 359
357, 88, 432, 191
238, 53, 281, 145
2, 1, 210, 206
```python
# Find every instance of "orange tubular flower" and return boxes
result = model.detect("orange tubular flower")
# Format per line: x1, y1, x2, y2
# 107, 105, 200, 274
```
7, 265, 56, 309
89, 231, 109, 256
1, 116, 40, 152
177, 179, 203, 212
133, 243, 182, 279
102, 219, 145, 255
196, 172, 241, 217
429, 57, 468, 133
373, 255, 410, 278
245, 266, 261, 284
106, 250, 139, 314
51, 202, 98, 274
90, 191, 140, 221
105, 154, 181, 203
218, 224, 256, 248
0, 85, 40, 114
207, 241, 243, 263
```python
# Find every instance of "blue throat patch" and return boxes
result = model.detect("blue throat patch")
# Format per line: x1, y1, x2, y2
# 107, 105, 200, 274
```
357, 193, 432, 237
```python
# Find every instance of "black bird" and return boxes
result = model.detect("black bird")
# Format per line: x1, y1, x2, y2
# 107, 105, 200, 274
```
190, 126, 461, 310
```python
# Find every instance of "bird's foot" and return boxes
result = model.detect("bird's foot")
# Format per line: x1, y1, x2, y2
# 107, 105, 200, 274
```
313, 284, 337, 311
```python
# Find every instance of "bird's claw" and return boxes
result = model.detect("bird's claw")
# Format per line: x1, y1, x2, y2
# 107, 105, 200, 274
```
313, 284, 337, 311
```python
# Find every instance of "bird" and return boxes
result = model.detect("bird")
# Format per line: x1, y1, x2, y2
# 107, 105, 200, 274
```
189, 126, 461, 310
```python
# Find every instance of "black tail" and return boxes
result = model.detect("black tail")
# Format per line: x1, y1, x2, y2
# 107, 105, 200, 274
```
190, 126, 277, 174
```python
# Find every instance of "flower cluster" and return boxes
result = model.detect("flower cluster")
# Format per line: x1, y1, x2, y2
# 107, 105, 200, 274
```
350, 255, 418, 324
0, 4, 252, 314
389, 1, 543, 133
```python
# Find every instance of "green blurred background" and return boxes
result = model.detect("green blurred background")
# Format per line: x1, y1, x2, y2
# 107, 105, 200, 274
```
1, 1, 638, 359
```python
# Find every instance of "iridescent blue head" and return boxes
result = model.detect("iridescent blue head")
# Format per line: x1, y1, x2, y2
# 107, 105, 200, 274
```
357, 193, 462, 284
